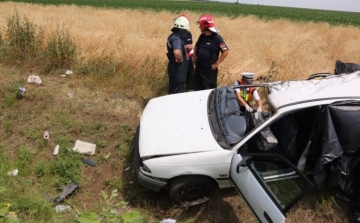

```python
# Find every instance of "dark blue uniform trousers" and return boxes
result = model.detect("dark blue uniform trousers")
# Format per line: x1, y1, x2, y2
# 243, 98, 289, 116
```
167, 59, 189, 94
194, 66, 218, 91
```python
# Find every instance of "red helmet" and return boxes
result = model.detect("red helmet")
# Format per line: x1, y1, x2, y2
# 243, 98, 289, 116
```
197, 14, 219, 33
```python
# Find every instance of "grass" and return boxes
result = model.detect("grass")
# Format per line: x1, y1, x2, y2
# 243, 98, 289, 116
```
0, 65, 145, 222
0, 1, 359, 222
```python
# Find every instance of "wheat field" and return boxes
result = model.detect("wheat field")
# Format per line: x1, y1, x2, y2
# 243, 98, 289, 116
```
1, 1, 360, 89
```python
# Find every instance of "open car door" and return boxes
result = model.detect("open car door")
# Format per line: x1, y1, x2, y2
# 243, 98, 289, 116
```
230, 153, 315, 223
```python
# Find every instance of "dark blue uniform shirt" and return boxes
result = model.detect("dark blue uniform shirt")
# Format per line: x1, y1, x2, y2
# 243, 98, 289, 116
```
167, 31, 188, 61
195, 33, 227, 67
178, 30, 193, 46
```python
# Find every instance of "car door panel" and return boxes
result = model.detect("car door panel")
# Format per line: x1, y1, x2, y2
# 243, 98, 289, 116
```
230, 153, 314, 223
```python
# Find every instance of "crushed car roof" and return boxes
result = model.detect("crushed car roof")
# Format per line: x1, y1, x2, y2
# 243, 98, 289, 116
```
267, 71, 360, 109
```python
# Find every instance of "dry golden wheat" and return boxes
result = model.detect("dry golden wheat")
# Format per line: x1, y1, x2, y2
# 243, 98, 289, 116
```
1, 2, 360, 86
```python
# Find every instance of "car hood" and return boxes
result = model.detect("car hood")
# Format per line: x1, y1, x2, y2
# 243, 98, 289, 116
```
139, 90, 223, 157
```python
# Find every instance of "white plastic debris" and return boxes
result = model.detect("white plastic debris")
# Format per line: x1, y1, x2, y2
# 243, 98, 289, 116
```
44, 131, 49, 140
7, 169, 18, 176
160, 219, 176, 223
53, 145, 60, 155
65, 70, 73, 75
19, 87, 26, 95
72, 140, 96, 155
27, 75, 42, 84
67, 93, 73, 98
55, 204, 72, 213
60, 75, 67, 78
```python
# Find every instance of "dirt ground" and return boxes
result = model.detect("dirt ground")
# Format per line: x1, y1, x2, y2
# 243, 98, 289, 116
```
1, 64, 356, 223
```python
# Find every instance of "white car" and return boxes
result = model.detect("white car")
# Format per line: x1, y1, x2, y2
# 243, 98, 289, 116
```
133, 71, 360, 222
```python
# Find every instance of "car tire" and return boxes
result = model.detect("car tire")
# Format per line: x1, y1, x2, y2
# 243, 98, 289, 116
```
169, 176, 214, 204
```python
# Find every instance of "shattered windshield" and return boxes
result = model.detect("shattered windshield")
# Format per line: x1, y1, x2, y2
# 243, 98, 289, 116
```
208, 85, 271, 149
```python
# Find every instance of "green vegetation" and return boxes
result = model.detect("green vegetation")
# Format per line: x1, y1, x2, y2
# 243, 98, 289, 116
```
0, 13, 144, 220
0, 66, 143, 222
0, 11, 77, 73
3, 0, 360, 27
0, 1, 356, 222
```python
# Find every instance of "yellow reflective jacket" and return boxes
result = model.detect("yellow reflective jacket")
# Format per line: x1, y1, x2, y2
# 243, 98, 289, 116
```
238, 79, 256, 102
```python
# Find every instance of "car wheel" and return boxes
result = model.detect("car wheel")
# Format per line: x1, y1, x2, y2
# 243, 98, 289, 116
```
169, 176, 214, 205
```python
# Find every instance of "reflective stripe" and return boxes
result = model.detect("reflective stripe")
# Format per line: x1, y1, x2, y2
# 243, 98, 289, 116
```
238, 79, 255, 102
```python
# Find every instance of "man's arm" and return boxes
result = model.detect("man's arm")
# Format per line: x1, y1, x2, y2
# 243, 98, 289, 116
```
192, 45, 198, 65
236, 90, 254, 112
185, 44, 193, 52
212, 49, 229, 70
173, 49, 183, 63
253, 90, 263, 111
256, 98, 263, 110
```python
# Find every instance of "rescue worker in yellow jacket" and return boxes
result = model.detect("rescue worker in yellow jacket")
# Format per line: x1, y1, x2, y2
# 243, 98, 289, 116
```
234, 72, 262, 116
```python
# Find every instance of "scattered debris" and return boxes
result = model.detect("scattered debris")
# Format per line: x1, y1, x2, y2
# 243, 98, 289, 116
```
113, 92, 118, 98
67, 93, 73, 98
104, 152, 111, 159
7, 169, 18, 176
180, 197, 209, 207
81, 158, 96, 167
65, 70, 73, 75
124, 167, 130, 171
61, 70, 73, 77
72, 140, 96, 155
19, 86, 26, 95
44, 131, 49, 140
55, 204, 72, 213
53, 145, 59, 155
27, 75, 42, 84
54, 182, 79, 204
17, 86, 26, 99
160, 219, 176, 223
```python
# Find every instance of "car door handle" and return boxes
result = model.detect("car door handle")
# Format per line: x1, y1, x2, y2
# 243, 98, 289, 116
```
264, 211, 273, 223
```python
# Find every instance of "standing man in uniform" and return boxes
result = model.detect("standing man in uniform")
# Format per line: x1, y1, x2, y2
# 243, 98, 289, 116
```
234, 72, 263, 117
192, 14, 230, 91
175, 14, 195, 91
166, 16, 190, 94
